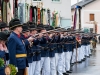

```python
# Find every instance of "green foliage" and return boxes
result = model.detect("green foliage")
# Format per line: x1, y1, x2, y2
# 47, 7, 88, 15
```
8, 64, 17, 75
0, 58, 4, 67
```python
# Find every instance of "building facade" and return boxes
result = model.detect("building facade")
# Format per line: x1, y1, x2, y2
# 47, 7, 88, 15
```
10, 0, 71, 28
71, 0, 100, 33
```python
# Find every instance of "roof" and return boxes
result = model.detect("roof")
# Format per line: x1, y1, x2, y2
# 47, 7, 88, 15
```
71, 0, 96, 10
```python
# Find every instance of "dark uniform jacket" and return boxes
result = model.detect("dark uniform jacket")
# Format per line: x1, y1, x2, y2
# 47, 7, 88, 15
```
32, 39, 41, 61
8, 32, 28, 69
20, 34, 33, 63
49, 37, 56, 57
39, 36, 49, 57
56, 35, 63, 53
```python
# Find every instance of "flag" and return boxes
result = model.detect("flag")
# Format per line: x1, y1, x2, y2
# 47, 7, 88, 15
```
76, 7, 79, 30
43, 9, 47, 25
55, 11, 58, 27
7, 1, 13, 24
73, 6, 80, 30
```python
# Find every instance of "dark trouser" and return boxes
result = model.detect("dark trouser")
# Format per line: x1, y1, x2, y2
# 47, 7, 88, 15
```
16, 69, 25, 75
0, 68, 5, 75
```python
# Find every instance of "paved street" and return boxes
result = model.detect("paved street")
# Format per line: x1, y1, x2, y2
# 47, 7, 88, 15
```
71, 44, 100, 75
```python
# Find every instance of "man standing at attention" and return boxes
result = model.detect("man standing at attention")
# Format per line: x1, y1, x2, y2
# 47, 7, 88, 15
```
7, 19, 33, 75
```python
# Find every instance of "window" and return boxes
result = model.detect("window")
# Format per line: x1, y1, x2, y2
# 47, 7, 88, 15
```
90, 14, 94, 21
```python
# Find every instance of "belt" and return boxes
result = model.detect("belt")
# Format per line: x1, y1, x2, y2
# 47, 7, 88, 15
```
16, 54, 27, 58
27, 52, 36, 57
50, 47, 56, 51
65, 43, 74, 44
50, 43, 59, 44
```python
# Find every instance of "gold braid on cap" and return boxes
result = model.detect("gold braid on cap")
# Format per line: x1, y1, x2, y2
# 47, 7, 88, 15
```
10, 24, 23, 29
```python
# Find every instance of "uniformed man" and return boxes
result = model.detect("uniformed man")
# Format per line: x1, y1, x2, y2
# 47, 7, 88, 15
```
71, 33, 77, 64
81, 34, 88, 60
37, 24, 50, 75
0, 31, 9, 75
85, 34, 90, 57
55, 27, 65, 75
29, 23, 41, 75
0, 22, 10, 65
61, 32, 68, 75
64, 33, 73, 73
59, 31, 70, 75
80, 34, 85, 61
7, 19, 33, 75
20, 24, 33, 75
46, 26, 57, 75
87, 35, 92, 56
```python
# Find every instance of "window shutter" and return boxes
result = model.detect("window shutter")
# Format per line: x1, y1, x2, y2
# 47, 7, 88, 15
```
90, 14, 94, 21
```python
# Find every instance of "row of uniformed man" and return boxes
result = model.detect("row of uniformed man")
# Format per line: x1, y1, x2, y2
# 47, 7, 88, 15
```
0, 18, 93, 75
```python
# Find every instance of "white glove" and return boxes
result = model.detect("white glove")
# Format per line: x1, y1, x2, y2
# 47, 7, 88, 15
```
16, 67, 18, 72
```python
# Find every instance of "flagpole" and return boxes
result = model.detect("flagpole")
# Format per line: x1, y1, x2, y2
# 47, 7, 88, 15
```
76, 0, 79, 64
77, 0, 79, 30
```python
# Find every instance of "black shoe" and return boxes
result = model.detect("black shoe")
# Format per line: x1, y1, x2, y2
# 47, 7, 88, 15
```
87, 56, 90, 58
70, 69, 73, 71
63, 73, 69, 75
82, 58, 86, 61
82, 59, 85, 61
89, 54, 92, 56
66, 71, 72, 73
77, 61, 82, 63
71, 63, 74, 66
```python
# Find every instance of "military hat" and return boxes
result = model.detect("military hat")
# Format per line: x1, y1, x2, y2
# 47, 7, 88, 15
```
27, 21, 34, 26
23, 23, 28, 26
0, 31, 9, 41
55, 27, 61, 29
9, 18, 23, 30
29, 24, 37, 30
0, 22, 8, 29
37, 24, 45, 30
22, 25, 30, 33
43, 25, 49, 31
47, 26, 54, 31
